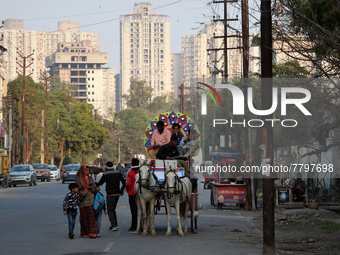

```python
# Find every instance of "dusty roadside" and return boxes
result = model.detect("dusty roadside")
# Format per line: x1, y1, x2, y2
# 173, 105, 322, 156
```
272, 206, 340, 255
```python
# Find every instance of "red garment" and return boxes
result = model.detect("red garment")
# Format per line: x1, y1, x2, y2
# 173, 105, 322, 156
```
79, 206, 97, 237
126, 167, 139, 196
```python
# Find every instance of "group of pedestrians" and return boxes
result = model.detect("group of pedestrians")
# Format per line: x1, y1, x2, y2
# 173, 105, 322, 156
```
62, 159, 139, 239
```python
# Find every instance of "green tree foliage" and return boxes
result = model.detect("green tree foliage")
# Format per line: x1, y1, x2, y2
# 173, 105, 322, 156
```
122, 77, 153, 109
275, 0, 340, 76
7, 76, 111, 167
68, 102, 110, 159
114, 108, 149, 162
273, 60, 310, 78
146, 92, 177, 118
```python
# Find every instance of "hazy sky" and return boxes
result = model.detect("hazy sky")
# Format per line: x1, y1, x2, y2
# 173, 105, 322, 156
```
3, 0, 260, 71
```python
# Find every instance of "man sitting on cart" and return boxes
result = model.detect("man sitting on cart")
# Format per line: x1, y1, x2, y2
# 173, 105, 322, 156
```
148, 120, 172, 159
156, 134, 191, 174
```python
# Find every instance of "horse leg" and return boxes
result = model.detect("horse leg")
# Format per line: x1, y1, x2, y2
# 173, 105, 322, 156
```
149, 197, 156, 236
175, 199, 184, 236
141, 199, 148, 236
136, 196, 142, 235
183, 201, 189, 234
165, 200, 172, 236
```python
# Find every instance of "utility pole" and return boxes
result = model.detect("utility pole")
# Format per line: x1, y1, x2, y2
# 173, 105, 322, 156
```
242, 0, 253, 210
261, 0, 275, 254
211, 0, 241, 153
26, 103, 29, 163
16, 50, 34, 164
41, 72, 52, 164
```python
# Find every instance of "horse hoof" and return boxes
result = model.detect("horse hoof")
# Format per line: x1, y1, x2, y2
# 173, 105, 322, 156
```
151, 231, 156, 236
178, 231, 184, 236
165, 231, 171, 236
143, 232, 148, 236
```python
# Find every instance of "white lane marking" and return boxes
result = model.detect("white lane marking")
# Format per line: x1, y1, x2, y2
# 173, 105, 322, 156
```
104, 242, 115, 252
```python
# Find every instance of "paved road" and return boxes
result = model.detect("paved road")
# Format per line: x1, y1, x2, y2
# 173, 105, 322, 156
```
0, 178, 263, 255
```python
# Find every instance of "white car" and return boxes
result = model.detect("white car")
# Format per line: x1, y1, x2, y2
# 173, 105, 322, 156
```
8, 164, 37, 187
49, 165, 60, 181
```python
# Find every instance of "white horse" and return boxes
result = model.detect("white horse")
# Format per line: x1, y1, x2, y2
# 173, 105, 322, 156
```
134, 164, 158, 236
164, 169, 192, 236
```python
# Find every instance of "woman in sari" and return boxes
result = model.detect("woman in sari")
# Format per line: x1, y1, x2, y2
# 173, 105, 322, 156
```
75, 165, 97, 238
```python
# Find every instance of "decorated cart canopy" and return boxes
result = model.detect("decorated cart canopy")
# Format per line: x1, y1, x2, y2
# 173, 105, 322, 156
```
144, 111, 200, 154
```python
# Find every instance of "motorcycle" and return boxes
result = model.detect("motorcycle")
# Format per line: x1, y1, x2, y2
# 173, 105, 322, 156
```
0, 174, 7, 188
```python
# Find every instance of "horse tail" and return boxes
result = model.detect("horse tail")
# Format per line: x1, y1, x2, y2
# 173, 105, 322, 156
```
180, 202, 186, 219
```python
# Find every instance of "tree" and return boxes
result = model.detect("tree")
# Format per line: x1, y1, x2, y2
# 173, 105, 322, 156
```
114, 108, 149, 161
273, 60, 310, 78
68, 102, 111, 161
146, 92, 176, 118
122, 77, 153, 109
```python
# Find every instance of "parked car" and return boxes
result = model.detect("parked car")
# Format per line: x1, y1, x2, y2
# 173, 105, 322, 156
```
49, 165, 60, 181
8, 164, 37, 187
33, 164, 51, 182
62, 164, 80, 184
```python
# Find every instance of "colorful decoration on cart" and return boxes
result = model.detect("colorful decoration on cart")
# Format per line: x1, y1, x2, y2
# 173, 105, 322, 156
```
144, 111, 200, 154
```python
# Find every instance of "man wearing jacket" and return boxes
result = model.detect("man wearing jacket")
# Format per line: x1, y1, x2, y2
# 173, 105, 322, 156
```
126, 158, 140, 233
98, 161, 126, 231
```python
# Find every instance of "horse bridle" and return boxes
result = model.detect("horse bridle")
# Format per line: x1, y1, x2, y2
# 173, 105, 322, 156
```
138, 165, 158, 193
165, 169, 184, 199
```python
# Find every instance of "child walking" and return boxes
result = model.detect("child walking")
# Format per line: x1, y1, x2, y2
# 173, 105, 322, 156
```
94, 183, 107, 237
63, 183, 80, 239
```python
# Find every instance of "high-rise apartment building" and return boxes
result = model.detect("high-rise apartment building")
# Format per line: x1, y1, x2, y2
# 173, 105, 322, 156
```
0, 19, 99, 82
171, 53, 182, 99
120, 2, 171, 108
45, 41, 115, 117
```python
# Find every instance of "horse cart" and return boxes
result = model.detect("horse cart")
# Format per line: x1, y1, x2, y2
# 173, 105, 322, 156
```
135, 159, 200, 236
135, 111, 201, 236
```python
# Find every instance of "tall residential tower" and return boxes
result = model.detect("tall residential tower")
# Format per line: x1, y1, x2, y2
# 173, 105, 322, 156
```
120, 2, 171, 108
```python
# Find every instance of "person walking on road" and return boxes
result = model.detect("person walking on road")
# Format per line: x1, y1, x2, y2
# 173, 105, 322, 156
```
98, 161, 126, 231
126, 158, 140, 233
63, 183, 80, 239
94, 182, 107, 237
75, 165, 97, 238
116, 163, 123, 173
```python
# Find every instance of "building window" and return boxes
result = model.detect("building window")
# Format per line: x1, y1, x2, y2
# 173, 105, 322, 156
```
71, 56, 77, 61
88, 85, 90, 88
92, 85, 94, 88
88, 71, 90, 73
88, 78, 90, 81
131, 60, 134, 63
92, 99, 94, 102
81, 56, 87, 61
92, 78, 94, 81
88, 99, 90, 102
131, 39, 133, 43
88, 92, 90, 95
92, 92, 94, 95
92, 71, 94, 74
